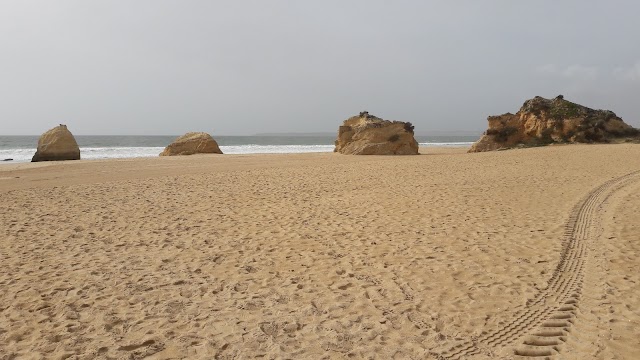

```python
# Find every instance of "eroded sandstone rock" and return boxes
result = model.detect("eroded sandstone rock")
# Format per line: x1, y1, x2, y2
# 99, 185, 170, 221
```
31, 124, 81, 162
334, 111, 419, 155
470, 96, 640, 152
160, 132, 223, 156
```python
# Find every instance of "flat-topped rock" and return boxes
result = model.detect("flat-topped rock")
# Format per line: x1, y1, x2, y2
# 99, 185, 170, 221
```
160, 132, 223, 156
32, 124, 81, 162
469, 96, 640, 152
334, 111, 419, 155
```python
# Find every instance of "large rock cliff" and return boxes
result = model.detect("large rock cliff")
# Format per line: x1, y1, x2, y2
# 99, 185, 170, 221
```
469, 96, 640, 152
334, 112, 419, 155
160, 132, 223, 156
31, 124, 81, 162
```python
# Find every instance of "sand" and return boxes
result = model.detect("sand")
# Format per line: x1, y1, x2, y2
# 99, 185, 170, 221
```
1, 144, 639, 359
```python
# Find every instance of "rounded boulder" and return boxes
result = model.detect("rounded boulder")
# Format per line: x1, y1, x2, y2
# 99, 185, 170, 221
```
160, 132, 223, 156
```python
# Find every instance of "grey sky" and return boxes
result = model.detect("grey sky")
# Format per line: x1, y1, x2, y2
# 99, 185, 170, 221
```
1, 1, 639, 135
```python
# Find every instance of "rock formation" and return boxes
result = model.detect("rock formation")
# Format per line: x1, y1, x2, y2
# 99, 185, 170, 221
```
160, 132, 223, 156
334, 111, 419, 155
31, 124, 81, 162
469, 96, 640, 152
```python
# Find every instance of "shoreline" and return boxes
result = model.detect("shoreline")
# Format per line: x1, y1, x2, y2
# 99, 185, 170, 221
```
0, 138, 477, 164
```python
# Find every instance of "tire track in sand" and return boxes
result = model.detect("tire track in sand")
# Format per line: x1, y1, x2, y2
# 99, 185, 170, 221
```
433, 170, 640, 360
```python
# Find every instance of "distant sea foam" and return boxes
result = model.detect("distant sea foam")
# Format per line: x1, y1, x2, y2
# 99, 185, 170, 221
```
0, 135, 477, 163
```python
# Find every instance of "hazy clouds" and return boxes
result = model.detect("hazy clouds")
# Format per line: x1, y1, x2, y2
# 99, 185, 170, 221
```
1, 1, 639, 135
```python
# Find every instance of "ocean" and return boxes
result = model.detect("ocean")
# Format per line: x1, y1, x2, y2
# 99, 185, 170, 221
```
0, 135, 478, 163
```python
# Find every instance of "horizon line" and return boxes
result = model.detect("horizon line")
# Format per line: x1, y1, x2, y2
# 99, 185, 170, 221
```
0, 130, 484, 137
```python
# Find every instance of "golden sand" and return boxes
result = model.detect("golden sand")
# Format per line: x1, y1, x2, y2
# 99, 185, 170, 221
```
1, 145, 639, 359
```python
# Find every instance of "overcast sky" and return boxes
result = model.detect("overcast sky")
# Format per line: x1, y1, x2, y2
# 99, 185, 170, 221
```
1, 1, 639, 135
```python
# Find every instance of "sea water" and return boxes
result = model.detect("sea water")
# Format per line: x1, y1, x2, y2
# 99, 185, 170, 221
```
0, 135, 477, 163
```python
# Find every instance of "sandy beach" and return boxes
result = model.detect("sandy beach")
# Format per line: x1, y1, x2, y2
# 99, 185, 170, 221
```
1, 145, 639, 359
